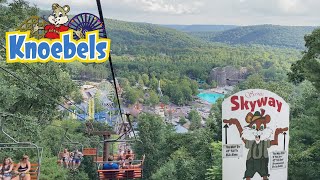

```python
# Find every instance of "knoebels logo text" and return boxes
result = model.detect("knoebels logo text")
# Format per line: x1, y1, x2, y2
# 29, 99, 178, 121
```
5, 30, 111, 63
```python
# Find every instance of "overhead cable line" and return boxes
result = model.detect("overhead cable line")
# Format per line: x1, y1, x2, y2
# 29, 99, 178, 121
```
96, 0, 125, 125
0, 65, 88, 122
21, 64, 93, 119
0, 29, 92, 120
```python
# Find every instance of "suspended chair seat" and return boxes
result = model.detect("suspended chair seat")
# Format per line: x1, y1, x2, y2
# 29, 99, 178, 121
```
83, 148, 97, 156
94, 156, 103, 163
13, 163, 39, 180
98, 168, 142, 180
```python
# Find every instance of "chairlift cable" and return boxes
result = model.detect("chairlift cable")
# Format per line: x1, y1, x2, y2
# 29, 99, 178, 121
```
126, 114, 137, 141
95, 0, 125, 125
21, 64, 91, 118
0, 65, 88, 122
96, 0, 138, 143
20, 63, 95, 131
0, 42, 94, 125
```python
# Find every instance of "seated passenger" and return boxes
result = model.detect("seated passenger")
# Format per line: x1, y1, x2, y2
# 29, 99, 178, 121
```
61, 149, 70, 168
12, 155, 31, 180
123, 155, 145, 169
72, 149, 83, 169
125, 149, 133, 159
1, 157, 13, 180
69, 152, 74, 169
102, 157, 119, 170
116, 154, 125, 168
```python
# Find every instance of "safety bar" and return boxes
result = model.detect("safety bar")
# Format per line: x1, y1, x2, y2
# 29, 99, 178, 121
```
98, 160, 143, 164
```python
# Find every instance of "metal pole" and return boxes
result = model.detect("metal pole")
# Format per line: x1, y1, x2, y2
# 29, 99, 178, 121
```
58, 129, 68, 158
103, 134, 110, 161
0, 115, 18, 143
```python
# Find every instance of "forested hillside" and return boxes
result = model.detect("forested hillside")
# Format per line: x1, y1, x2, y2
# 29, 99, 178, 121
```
188, 25, 316, 49
0, 1, 319, 180
162, 25, 237, 32
104, 19, 207, 55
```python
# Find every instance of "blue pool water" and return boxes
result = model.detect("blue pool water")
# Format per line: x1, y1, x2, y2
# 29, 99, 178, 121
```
197, 92, 224, 104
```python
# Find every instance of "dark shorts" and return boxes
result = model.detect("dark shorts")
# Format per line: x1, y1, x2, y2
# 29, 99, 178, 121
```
3, 173, 12, 177
244, 158, 269, 178
73, 159, 81, 163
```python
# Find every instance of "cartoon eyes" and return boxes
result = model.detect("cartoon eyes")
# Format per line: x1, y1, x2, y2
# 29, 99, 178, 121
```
52, 13, 63, 18
251, 124, 265, 130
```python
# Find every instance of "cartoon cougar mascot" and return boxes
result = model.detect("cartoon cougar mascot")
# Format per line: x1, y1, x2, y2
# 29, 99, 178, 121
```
223, 109, 288, 180
33, 3, 83, 39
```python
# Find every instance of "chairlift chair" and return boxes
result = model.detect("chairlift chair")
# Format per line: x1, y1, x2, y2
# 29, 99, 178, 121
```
0, 113, 43, 180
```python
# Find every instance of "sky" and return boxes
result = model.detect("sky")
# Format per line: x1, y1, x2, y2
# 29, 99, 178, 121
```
26, 0, 320, 26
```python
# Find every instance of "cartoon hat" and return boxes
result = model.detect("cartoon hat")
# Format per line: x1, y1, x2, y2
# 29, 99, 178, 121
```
245, 109, 266, 123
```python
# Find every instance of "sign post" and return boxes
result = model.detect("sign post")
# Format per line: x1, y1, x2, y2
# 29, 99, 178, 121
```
222, 89, 289, 180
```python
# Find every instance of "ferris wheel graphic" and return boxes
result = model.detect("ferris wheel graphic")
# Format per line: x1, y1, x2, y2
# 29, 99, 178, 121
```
68, 13, 107, 40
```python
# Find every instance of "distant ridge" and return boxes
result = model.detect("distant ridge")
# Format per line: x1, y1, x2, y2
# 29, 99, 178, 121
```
210, 24, 317, 49
162, 24, 238, 32
174, 24, 318, 49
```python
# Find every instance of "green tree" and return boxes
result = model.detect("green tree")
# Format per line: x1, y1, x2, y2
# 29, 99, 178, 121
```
152, 147, 197, 180
142, 74, 150, 86
206, 142, 222, 180
179, 117, 187, 125
151, 161, 177, 180
40, 157, 69, 180
71, 89, 83, 104
289, 28, 320, 90
210, 99, 223, 141
161, 95, 170, 104
134, 114, 169, 179
148, 90, 160, 106
188, 110, 202, 131
211, 81, 217, 88
137, 75, 145, 89
150, 75, 158, 90
124, 87, 141, 104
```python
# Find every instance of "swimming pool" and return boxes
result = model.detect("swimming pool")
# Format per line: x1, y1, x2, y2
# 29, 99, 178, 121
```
197, 92, 224, 104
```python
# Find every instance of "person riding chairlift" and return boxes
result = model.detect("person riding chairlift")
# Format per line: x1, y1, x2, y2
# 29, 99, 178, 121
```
72, 149, 83, 169
69, 152, 74, 168
122, 155, 145, 169
61, 148, 70, 168
102, 156, 119, 170
12, 155, 31, 180
125, 149, 134, 159
0, 157, 14, 180
116, 154, 125, 167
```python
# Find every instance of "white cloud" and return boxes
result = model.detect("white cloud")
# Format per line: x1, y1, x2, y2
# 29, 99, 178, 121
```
29, 0, 203, 15
137, 0, 204, 14
23, 0, 320, 25
238, 0, 307, 15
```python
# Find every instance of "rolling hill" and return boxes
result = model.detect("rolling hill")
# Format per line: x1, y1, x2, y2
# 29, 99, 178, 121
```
37, 11, 206, 56
40, 10, 313, 51
39, 9, 316, 51
186, 24, 317, 49
103, 19, 207, 55
162, 25, 237, 32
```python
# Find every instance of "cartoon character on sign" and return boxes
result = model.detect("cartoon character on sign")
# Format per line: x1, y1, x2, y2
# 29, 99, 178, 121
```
33, 3, 83, 39
223, 109, 288, 180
